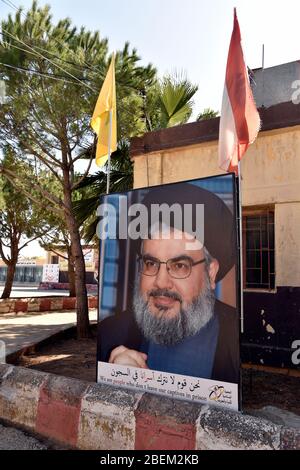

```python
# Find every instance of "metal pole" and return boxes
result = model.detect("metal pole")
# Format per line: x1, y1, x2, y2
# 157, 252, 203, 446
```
262, 44, 265, 108
238, 160, 244, 333
106, 109, 113, 195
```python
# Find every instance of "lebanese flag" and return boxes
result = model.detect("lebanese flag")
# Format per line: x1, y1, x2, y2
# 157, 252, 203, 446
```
218, 9, 260, 175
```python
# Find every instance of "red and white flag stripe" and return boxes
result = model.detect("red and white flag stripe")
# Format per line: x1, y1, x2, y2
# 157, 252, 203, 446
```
218, 9, 260, 175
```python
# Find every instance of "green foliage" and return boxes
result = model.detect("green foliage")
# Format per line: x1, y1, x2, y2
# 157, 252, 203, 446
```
197, 108, 219, 121
0, 1, 201, 245
0, 0, 157, 175
0, 0, 158, 328
157, 73, 198, 128
0, 0, 158, 251
73, 140, 133, 242
74, 70, 198, 238
75, 73, 199, 241
0, 147, 49, 262
143, 73, 198, 130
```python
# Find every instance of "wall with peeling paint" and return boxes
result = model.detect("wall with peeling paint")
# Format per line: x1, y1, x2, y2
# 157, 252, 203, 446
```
133, 126, 300, 207
275, 202, 300, 287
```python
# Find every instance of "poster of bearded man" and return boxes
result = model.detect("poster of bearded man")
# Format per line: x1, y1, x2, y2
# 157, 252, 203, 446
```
96, 174, 240, 411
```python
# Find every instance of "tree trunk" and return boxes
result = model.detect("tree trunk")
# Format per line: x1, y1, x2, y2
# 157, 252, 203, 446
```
1, 262, 16, 299
62, 168, 90, 339
68, 252, 76, 297
70, 223, 91, 338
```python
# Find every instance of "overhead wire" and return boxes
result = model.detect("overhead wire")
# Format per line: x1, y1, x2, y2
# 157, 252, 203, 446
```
0, 61, 86, 85
0, 0, 149, 90
0, 32, 90, 84
0, 43, 146, 121
0, 0, 107, 75
1, 0, 20, 11
1, 27, 96, 91
1, 33, 95, 75
0, 39, 148, 122
0, 0, 151, 131
0, 33, 149, 93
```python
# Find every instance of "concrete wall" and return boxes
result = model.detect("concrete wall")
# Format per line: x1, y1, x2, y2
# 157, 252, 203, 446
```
0, 364, 299, 450
132, 126, 300, 288
133, 142, 222, 189
252, 61, 300, 108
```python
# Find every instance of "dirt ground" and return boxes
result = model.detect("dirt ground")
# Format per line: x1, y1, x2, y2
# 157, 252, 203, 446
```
15, 327, 300, 415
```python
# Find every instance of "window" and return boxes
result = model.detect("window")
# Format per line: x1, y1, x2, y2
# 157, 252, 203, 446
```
243, 209, 275, 290
51, 255, 59, 264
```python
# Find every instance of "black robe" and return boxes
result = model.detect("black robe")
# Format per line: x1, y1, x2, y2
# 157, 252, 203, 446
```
97, 299, 240, 384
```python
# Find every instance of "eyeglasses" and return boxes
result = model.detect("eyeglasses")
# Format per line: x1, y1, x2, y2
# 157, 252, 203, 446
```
138, 254, 206, 279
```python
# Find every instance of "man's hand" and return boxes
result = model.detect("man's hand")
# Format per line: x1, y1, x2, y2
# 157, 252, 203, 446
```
109, 345, 148, 369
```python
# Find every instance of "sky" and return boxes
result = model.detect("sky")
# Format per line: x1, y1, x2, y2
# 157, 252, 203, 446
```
1, 0, 300, 256
1, 0, 300, 115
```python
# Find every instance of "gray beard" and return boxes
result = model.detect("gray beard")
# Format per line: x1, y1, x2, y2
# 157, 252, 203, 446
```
133, 274, 215, 346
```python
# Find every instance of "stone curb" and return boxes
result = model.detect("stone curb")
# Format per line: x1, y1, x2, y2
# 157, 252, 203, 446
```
0, 364, 299, 450
0, 296, 97, 314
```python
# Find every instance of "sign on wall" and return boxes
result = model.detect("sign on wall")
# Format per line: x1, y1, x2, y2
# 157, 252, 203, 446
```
42, 264, 59, 283
59, 249, 95, 271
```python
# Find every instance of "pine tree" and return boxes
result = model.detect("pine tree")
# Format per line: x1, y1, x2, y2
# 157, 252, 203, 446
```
0, 1, 156, 337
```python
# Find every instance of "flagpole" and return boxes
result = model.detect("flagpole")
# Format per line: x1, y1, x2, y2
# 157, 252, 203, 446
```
106, 109, 113, 194
238, 160, 244, 333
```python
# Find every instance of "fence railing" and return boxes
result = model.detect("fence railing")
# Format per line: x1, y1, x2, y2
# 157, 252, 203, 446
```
0, 266, 43, 283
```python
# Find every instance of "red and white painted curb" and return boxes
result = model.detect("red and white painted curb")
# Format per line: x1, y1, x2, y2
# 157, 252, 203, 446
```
0, 296, 97, 314
0, 364, 299, 450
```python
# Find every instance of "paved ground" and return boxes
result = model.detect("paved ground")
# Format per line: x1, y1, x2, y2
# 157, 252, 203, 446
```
0, 309, 97, 358
0, 286, 70, 297
0, 423, 48, 450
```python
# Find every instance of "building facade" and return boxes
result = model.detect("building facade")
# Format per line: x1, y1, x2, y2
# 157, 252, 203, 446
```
130, 61, 300, 369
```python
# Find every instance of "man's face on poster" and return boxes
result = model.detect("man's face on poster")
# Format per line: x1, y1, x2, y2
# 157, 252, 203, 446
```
133, 228, 220, 346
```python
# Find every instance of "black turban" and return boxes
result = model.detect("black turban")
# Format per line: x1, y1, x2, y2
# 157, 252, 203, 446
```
135, 181, 236, 282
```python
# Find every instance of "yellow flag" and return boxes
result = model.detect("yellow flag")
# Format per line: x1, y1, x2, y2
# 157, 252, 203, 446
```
91, 54, 117, 166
